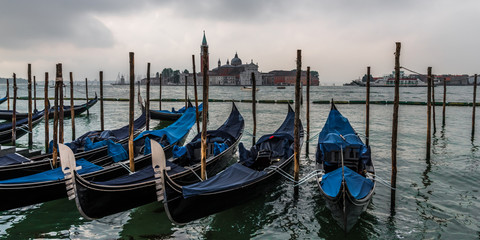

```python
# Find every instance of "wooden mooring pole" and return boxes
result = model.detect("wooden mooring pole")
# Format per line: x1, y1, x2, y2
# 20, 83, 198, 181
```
192, 55, 200, 134
11, 74, 17, 146
201, 45, 209, 180
85, 78, 89, 116
306, 66, 311, 156
128, 53, 135, 172
59, 65, 64, 145
100, 71, 104, 131
52, 64, 60, 168
70, 72, 75, 140
442, 78, 446, 126
44, 72, 49, 153
427, 67, 432, 160
366, 66, 371, 146
185, 75, 188, 108
159, 74, 162, 110
6, 79, 9, 110
146, 63, 151, 130
294, 49, 302, 183
34, 76, 37, 110
432, 76, 436, 133
28, 64, 33, 149
473, 74, 477, 136
252, 72, 256, 146
391, 42, 401, 211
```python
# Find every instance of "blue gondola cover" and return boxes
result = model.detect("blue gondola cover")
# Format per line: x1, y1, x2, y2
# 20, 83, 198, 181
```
182, 163, 266, 198
107, 140, 128, 162
0, 153, 31, 166
321, 166, 374, 199
0, 159, 103, 184
134, 106, 198, 145
316, 108, 370, 165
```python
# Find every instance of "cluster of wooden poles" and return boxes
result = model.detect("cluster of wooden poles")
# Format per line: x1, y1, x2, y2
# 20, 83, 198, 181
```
4, 42, 478, 211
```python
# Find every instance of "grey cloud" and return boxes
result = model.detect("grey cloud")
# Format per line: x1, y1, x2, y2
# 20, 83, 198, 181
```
0, 0, 162, 49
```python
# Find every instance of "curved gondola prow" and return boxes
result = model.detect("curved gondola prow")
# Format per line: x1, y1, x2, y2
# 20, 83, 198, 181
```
151, 139, 168, 202
59, 143, 79, 200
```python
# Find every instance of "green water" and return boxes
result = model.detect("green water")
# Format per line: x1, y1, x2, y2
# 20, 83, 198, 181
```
0, 84, 479, 239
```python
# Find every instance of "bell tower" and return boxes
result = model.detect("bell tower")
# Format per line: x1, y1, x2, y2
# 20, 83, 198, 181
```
200, 31, 209, 75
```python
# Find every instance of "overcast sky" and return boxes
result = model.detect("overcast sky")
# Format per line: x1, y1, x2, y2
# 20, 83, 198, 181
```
0, 0, 479, 84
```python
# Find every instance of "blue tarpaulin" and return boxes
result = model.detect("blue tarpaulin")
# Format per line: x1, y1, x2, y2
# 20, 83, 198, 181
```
320, 166, 374, 199
182, 163, 267, 198
0, 153, 31, 166
316, 108, 370, 165
84, 137, 108, 151
134, 106, 198, 146
107, 139, 128, 162
52, 111, 147, 153
0, 159, 103, 184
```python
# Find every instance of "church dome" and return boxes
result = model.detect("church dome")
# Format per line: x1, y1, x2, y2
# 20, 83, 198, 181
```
231, 52, 242, 66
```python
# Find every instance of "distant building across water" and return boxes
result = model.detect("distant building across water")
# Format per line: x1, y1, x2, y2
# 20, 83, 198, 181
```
139, 32, 320, 86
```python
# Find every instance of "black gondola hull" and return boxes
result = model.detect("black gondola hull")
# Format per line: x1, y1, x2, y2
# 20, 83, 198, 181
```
0, 114, 43, 144
163, 155, 294, 224
0, 110, 146, 180
317, 179, 373, 232
0, 97, 97, 121
149, 110, 183, 121
0, 142, 180, 211
73, 133, 240, 219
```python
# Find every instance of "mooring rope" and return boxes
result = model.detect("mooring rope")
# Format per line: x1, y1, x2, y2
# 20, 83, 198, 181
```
305, 131, 320, 143
264, 165, 324, 187
293, 169, 324, 187
17, 127, 32, 134
185, 166, 204, 182
118, 161, 133, 174
367, 172, 396, 190
264, 165, 296, 182
243, 130, 256, 138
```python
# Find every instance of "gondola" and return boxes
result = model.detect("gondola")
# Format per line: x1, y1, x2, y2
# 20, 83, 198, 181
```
0, 94, 6, 105
0, 106, 196, 211
0, 109, 45, 144
150, 101, 203, 121
0, 94, 98, 121
0, 110, 146, 180
315, 102, 375, 232
60, 103, 243, 219
160, 104, 301, 224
